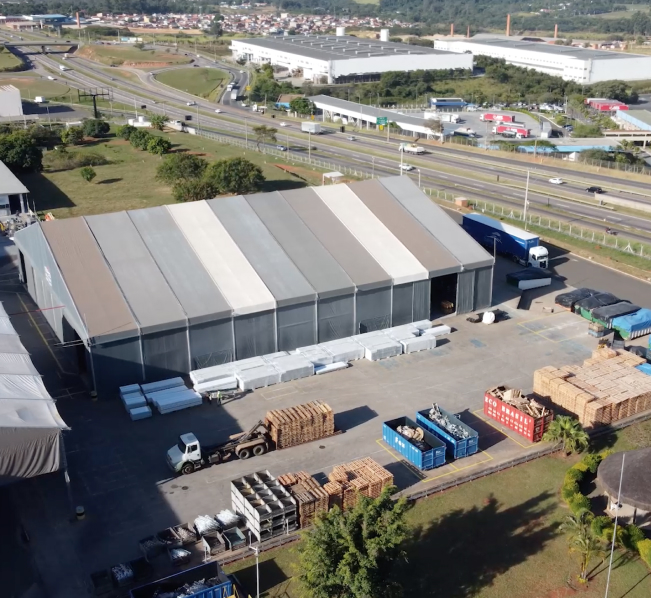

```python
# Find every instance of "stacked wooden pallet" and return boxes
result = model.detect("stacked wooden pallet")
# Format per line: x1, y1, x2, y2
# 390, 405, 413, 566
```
277, 471, 329, 528
533, 349, 651, 427
265, 401, 335, 449
324, 458, 393, 511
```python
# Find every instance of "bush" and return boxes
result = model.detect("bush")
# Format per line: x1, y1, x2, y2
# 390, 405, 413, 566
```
565, 467, 585, 483
562, 481, 580, 502
43, 149, 109, 171
0, 130, 43, 172
82, 119, 110, 138
581, 453, 602, 473
591, 515, 613, 539
116, 124, 137, 140
129, 129, 152, 150
623, 524, 645, 551
569, 493, 591, 515
80, 166, 96, 183
60, 126, 84, 146
156, 153, 208, 184
172, 179, 217, 203
638, 539, 651, 568
572, 461, 590, 474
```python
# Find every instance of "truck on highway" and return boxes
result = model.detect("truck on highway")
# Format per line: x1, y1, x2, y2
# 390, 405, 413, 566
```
492, 125, 530, 138
453, 127, 477, 138
301, 121, 322, 134
480, 113, 515, 123
399, 143, 425, 154
439, 113, 459, 123
462, 213, 549, 268
230, 88, 238, 101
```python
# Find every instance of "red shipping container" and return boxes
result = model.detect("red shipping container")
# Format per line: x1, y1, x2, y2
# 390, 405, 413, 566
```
483, 390, 553, 442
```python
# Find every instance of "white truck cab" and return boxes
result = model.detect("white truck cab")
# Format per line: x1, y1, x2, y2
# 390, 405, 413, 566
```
167, 432, 201, 474
529, 246, 549, 269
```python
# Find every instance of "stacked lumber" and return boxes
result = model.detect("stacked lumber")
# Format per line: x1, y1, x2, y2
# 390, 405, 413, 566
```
277, 471, 329, 528
324, 458, 393, 511
265, 400, 335, 449
533, 349, 651, 427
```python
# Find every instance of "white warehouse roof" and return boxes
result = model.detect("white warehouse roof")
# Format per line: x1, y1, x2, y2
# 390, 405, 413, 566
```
0, 160, 28, 195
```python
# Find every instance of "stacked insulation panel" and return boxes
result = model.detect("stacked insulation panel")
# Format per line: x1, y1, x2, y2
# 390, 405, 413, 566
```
265, 401, 335, 449
324, 458, 393, 511
533, 348, 650, 427
277, 471, 329, 528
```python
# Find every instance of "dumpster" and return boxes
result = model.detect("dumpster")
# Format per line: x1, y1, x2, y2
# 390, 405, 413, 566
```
416, 405, 479, 459
382, 416, 446, 470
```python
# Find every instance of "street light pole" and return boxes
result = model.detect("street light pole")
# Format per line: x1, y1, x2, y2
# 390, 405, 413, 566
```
418, 169, 421, 188
523, 170, 530, 230
400, 147, 404, 174
245, 118, 248, 149
308, 131, 311, 163
372, 156, 375, 178
604, 453, 625, 598
249, 546, 260, 598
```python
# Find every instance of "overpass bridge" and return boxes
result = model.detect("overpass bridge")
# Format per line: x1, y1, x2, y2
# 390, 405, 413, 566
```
3, 41, 77, 52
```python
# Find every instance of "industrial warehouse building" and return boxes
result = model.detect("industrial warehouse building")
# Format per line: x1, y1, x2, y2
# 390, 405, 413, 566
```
14, 177, 493, 393
0, 84, 23, 119
433, 38, 651, 84
231, 34, 473, 84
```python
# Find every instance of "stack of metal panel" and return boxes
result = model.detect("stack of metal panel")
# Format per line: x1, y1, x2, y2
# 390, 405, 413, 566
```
353, 331, 403, 361
295, 344, 335, 366
140, 377, 186, 394
263, 353, 314, 382
383, 324, 436, 354
120, 384, 151, 420
236, 364, 282, 391
319, 338, 365, 362
421, 324, 451, 338
231, 471, 298, 542
147, 387, 203, 414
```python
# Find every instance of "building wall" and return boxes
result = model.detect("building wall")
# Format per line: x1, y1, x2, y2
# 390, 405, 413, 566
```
617, 110, 651, 132
0, 87, 23, 118
588, 56, 651, 84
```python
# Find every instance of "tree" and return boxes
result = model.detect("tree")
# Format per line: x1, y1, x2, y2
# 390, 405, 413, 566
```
134, 42, 145, 50
117, 124, 137, 140
172, 179, 217, 202
129, 129, 152, 150
560, 510, 605, 583
204, 157, 265, 195
252, 125, 277, 150
427, 118, 443, 137
209, 14, 223, 37
289, 97, 315, 116
543, 416, 590, 455
156, 153, 208, 184
149, 114, 169, 131
0, 130, 43, 172
82, 119, 110, 138
299, 487, 409, 598
571, 123, 603, 138
147, 136, 172, 156
60, 126, 84, 146
80, 166, 96, 183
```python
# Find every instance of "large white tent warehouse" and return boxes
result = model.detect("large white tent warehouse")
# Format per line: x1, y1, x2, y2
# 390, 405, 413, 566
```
0, 301, 68, 485
14, 177, 494, 393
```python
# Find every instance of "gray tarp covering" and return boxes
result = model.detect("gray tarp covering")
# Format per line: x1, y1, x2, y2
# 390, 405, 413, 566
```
413, 280, 430, 321
457, 270, 475, 314
392, 283, 414, 326
234, 311, 276, 359
85, 212, 190, 378
0, 302, 68, 486
128, 207, 234, 369
317, 295, 355, 342
474, 266, 493, 311
92, 337, 145, 390
356, 288, 392, 332
379, 177, 494, 270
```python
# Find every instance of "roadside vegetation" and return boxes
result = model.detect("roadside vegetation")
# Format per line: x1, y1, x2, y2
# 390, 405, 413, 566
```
76, 44, 192, 67
155, 67, 228, 101
225, 419, 651, 598
0, 47, 25, 72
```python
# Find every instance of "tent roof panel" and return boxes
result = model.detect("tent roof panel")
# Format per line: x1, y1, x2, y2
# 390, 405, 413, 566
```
349, 179, 462, 277
280, 188, 391, 291
85, 212, 187, 334
166, 202, 276, 315
379, 176, 494, 269
128, 207, 232, 323
208, 196, 316, 307
40, 219, 139, 341
245, 192, 355, 299
313, 185, 429, 285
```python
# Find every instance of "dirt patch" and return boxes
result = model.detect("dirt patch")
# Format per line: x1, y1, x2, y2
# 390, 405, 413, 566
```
123, 61, 179, 68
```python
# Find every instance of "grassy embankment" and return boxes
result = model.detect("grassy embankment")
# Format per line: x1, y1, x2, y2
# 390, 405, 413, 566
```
225, 420, 651, 598
76, 44, 192, 67
155, 67, 228, 102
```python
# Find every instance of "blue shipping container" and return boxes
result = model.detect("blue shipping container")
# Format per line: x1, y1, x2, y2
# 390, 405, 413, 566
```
130, 562, 233, 598
417, 408, 479, 460
383, 417, 446, 470
462, 213, 539, 265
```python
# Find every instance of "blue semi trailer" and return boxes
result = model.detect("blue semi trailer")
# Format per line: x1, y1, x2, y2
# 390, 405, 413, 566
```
462, 213, 549, 268
130, 562, 233, 598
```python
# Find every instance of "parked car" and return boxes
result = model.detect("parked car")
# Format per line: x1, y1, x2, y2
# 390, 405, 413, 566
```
549, 177, 563, 185
586, 186, 604, 194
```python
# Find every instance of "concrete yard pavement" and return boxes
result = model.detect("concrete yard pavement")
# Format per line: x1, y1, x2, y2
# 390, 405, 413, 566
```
6, 263, 623, 597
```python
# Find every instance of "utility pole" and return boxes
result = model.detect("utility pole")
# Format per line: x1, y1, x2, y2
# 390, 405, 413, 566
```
604, 453, 625, 598
523, 170, 530, 230
372, 156, 375, 178
244, 118, 248, 149
400, 147, 404, 174
308, 131, 311, 163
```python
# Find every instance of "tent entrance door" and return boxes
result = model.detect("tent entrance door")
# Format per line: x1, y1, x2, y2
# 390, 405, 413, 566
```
430, 273, 458, 318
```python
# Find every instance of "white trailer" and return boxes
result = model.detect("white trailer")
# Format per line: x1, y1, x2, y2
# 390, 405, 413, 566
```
301, 122, 322, 134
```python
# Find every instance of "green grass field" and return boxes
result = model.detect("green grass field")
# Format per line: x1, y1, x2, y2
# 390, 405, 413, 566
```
0, 74, 71, 100
155, 67, 228, 101
0, 48, 23, 71
77, 44, 192, 67
225, 422, 651, 598
20, 130, 324, 219
593, 5, 646, 18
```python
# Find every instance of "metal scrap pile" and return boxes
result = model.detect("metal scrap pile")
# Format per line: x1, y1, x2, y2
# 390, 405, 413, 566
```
155, 576, 224, 598
428, 404, 471, 440
492, 387, 548, 418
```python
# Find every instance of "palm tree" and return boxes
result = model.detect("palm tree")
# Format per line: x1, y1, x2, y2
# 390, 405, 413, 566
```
560, 511, 605, 582
543, 416, 590, 454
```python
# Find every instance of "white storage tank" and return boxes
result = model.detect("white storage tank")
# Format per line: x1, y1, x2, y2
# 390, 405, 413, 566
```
336, 26, 345, 36
380, 29, 389, 42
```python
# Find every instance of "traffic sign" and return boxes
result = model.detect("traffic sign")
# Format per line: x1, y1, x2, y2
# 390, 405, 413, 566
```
245, 85, 251, 91
376, 117, 388, 125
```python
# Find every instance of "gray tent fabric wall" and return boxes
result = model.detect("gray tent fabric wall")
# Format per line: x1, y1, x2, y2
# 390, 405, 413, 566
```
457, 270, 475, 314
413, 280, 430, 321
392, 283, 414, 326
91, 337, 144, 392
277, 302, 317, 350
128, 207, 235, 370
234, 311, 276, 359
474, 266, 493, 311
356, 287, 392, 333
317, 295, 355, 342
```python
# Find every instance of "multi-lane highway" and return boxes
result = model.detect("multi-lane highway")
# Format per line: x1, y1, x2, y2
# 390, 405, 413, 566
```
5, 31, 651, 242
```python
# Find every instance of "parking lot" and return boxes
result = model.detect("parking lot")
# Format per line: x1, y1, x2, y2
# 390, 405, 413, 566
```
440, 109, 545, 139
3, 253, 623, 597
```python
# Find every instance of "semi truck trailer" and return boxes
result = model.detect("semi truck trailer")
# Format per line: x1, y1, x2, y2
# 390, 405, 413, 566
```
480, 113, 515, 123
399, 143, 425, 154
492, 125, 530, 138
462, 213, 549, 268
301, 122, 322, 134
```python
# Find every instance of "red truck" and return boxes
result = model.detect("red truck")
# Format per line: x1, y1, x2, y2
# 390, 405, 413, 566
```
492, 125, 530, 138
484, 386, 553, 442
480, 113, 515, 123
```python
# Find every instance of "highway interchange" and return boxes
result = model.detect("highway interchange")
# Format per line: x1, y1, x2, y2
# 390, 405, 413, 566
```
4, 30, 651, 245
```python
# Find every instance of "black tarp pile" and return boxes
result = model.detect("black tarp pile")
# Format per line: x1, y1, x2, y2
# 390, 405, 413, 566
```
591, 302, 640, 326
555, 288, 598, 309
574, 292, 622, 314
